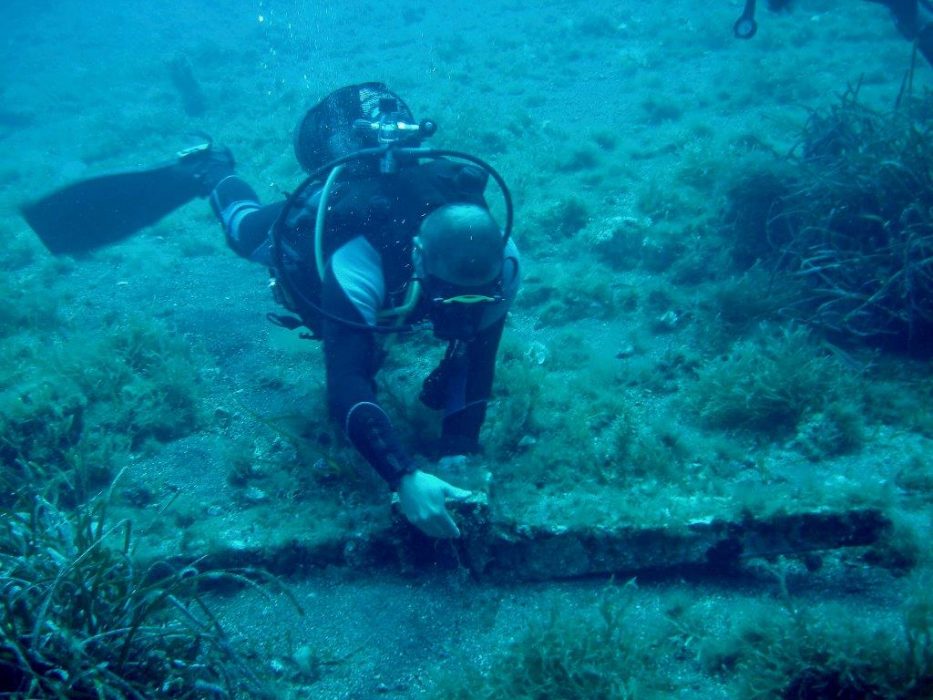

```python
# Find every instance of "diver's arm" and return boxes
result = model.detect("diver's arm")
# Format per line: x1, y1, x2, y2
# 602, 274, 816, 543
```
209, 175, 283, 263
320, 240, 417, 489
322, 316, 416, 489
439, 244, 521, 454
320, 235, 473, 538
323, 311, 466, 538
438, 318, 505, 455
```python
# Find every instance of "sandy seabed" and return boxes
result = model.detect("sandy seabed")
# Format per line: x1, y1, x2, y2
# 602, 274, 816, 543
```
2, 1, 931, 697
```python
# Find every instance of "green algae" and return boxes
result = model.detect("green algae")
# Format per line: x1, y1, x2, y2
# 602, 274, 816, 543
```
0, 318, 205, 506
431, 581, 675, 700
684, 324, 861, 437
0, 479, 285, 698
696, 588, 933, 698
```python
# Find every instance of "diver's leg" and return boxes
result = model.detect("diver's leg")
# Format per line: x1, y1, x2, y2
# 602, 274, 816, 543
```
210, 177, 282, 264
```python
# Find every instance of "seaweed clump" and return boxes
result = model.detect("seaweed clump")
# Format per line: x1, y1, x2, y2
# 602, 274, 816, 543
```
723, 87, 933, 352
432, 583, 673, 699
0, 319, 205, 507
699, 593, 933, 699
685, 324, 859, 439
0, 483, 284, 698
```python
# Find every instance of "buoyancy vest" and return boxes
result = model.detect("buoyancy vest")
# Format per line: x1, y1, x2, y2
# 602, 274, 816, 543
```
269, 159, 490, 336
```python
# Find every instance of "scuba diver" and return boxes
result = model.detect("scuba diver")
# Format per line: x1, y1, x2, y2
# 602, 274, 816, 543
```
22, 82, 520, 540
734, 0, 933, 67
207, 82, 521, 539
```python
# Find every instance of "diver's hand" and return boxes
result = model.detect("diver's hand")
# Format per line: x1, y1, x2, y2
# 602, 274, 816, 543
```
397, 470, 471, 539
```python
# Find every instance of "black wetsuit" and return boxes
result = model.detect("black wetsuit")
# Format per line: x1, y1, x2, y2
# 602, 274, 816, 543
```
869, 0, 933, 65
208, 161, 520, 489
739, 1, 933, 66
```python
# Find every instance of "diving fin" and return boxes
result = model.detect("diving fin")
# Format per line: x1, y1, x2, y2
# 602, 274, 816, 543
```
21, 144, 212, 255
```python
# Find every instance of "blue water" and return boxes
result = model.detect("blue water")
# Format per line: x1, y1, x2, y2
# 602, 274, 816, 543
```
1, 1, 930, 698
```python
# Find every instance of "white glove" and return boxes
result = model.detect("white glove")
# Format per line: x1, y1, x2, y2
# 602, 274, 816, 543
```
397, 470, 471, 538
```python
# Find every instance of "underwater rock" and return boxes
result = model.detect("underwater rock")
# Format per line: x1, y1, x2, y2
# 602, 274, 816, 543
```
524, 340, 549, 366
291, 645, 323, 682
652, 309, 681, 333
615, 341, 636, 358
241, 486, 269, 504
587, 216, 646, 270
471, 508, 891, 581
517, 435, 537, 450
158, 499, 891, 585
